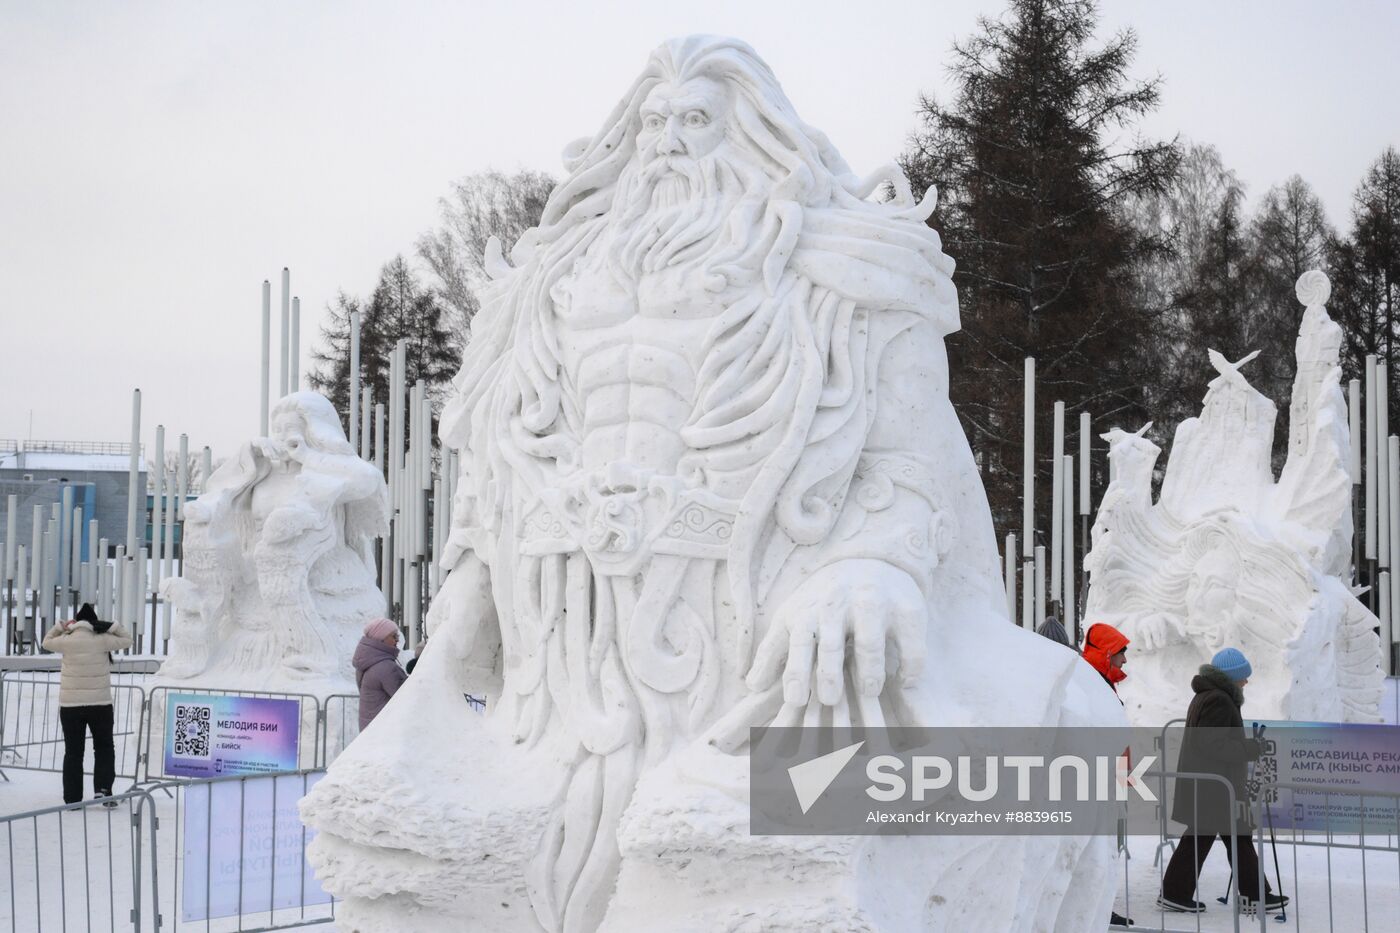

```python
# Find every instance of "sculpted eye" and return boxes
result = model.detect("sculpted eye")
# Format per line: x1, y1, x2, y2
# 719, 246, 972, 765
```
683, 110, 708, 128
642, 114, 665, 132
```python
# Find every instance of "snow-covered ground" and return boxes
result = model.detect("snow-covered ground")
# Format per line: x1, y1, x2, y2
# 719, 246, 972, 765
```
3, 679, 1397, 931
0, 769, 338, 933
1113, 829, 1399, 931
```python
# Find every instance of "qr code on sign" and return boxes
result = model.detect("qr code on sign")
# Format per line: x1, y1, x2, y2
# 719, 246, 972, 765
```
1247, 737, 1279, 805
174, 704, 212, 759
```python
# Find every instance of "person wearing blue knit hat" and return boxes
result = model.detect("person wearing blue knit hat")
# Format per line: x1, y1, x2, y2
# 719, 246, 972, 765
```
1210, 647, 1252, 683
1158, 647, 1290, 915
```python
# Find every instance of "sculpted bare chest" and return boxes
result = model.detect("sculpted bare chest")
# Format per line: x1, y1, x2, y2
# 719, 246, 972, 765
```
553, 261, 730, 473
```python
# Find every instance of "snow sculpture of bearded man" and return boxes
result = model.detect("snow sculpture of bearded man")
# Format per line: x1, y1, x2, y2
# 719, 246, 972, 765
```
301, 36, 1124, 933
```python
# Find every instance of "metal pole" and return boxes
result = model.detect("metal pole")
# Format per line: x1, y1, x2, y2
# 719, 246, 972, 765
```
1351, 379, 1364, 585
68, 507, 82, 617
200, 447, 211, 490
1366, 356, 1378, 612
152, 425, 165, 633
1380, 364, 1390, 572
1034, 545, 1046, 625
3, 493, 13, 645
1382, 571, 1392, 681
1050, 401, 1064, 604
125, 389, 141, 557
58, 485, 74, 618
1388, 436, 1399, 676
161, 462, 174, 651
1021, 561, 1034, 629
291, 296, 302, 390
1023, 358, 1035, 559
279, 267, 290, 398
14, 545, 26, 652
261, 280, 271, 436
360, 386, 372, 461
1004, 533, 1017, 623
1063, 454, 1075, 627
86, 518, 98, 603
177, 436, 190, 577
374, 402, 385, 473
349, 310, 361, 453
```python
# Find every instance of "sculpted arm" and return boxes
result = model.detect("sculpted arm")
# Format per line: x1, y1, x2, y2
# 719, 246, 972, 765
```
745, 314, 960, 724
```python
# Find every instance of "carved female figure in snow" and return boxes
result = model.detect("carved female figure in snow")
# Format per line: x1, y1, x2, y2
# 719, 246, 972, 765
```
161, 392, 387, 687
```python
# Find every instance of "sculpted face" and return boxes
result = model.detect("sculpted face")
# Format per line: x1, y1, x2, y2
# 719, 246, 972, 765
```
271, 410, 307, 454
637, 77, 730, 165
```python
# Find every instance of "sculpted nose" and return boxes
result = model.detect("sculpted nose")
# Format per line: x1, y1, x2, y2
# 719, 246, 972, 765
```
656, 118, 685, 156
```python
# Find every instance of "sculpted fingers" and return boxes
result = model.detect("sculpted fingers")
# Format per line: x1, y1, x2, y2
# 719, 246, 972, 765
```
782, 615, 819, 706
891, 595, 928, 687
815, 611, 846, 706
746, 613, 793, 692
848, 584, 888, 698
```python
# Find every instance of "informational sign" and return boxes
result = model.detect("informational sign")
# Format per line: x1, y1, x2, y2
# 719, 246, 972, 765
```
181, 771, 332, 921
1250, 720, 1400, 832
164, 693, 301, 779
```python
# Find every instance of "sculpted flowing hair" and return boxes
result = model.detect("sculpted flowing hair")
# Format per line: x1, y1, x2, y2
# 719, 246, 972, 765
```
442, 35, 955, 665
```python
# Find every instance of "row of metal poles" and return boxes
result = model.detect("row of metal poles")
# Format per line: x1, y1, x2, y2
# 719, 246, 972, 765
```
0, 402, 211, 655
1010, 354, 1397, 675
258, 272, 455, 646
1356, 354, 1398, 675
1007, 358, 1094, 641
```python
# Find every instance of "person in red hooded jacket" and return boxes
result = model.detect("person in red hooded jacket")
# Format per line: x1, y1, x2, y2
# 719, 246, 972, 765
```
1082, 622, 1129, 698
1082, 621, 1133, 927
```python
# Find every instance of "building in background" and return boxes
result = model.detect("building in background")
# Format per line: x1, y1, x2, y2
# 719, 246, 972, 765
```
0, 439, 147, 556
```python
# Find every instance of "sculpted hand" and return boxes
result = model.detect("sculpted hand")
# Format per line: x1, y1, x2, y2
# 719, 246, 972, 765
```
1135, 612, 1185, 651
254, 437, 287, 462
747, 559, 927, 718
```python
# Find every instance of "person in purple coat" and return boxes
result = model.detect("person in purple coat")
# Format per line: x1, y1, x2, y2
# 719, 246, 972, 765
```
353, 618, 407, 731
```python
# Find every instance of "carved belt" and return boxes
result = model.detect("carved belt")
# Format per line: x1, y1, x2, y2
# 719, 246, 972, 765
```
518, 464, 738, 576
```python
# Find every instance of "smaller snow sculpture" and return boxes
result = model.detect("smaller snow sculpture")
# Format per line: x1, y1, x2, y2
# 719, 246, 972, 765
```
1083, 271, 1384, 725
158, 391, 388, 693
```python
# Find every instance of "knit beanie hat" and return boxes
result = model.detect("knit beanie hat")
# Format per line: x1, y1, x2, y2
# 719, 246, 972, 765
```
1210, 647, 1252, 682
364, 618, 398, 641
76, 602, 113, 634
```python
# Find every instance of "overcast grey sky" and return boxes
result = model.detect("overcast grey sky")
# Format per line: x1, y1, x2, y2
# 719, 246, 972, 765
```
2, 0, 1397, 461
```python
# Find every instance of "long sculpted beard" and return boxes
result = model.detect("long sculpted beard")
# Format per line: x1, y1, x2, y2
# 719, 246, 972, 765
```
607, 143, 768, 280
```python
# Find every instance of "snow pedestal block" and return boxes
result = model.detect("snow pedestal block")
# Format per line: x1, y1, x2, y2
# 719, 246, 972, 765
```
300, 35, 1125, 933
1084, 270, 1385, 726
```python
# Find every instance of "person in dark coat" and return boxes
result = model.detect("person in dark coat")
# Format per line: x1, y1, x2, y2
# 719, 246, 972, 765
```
1158, 648, 1288, 915
353, 618, 408, 731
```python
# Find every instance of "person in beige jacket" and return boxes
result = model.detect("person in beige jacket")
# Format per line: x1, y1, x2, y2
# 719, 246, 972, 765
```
41, 603, 133, 803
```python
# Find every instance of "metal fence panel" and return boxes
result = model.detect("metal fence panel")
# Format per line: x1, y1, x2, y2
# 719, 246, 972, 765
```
137, 771, 335, 932
0, 789, 154, 933
0, 672, 146, 786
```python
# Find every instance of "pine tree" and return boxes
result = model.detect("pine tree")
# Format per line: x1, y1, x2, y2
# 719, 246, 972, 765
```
899, 0, 1179, 534
309, 256, 462, 431
1248, 175, 1334, 413
1330, 147, 1400, 402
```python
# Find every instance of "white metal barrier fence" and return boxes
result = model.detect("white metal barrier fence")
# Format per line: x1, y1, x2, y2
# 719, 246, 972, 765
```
2, 771, 333, 932
0, 672, 146, 784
